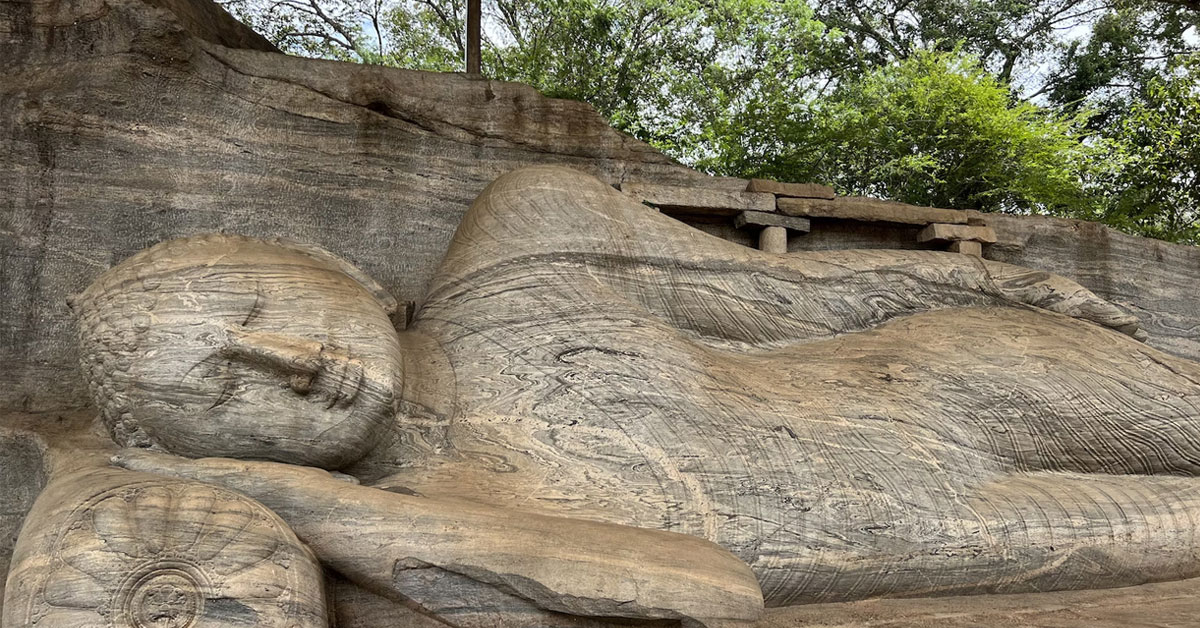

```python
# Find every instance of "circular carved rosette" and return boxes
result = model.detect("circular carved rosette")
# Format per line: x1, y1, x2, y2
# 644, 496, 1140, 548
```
5, 474, 326, 627
116, 561, 208, 628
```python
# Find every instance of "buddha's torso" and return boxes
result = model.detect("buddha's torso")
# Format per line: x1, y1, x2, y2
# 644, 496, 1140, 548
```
353, 257, 1110, 604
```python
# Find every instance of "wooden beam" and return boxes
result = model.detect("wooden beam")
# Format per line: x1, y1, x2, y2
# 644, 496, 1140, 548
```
917, 223, 998, 244
466, 0, 481, 75
745, 178, 834, 200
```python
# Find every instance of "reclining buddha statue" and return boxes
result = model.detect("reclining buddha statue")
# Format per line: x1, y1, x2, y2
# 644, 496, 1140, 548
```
6, 165, 1200, 627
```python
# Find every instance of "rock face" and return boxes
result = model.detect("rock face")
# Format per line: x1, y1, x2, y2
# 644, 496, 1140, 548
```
985, 213, 1200, 364
0, 430, 48, 605
0, 0, 721, 415
3, 0, 1200, 624
2, 0, 1198, 420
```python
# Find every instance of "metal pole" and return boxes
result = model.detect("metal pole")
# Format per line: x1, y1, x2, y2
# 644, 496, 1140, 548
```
466, 0, 481, 75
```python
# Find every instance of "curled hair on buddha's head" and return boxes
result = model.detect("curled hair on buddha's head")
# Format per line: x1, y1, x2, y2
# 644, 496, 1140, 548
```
73, 234, 403, 469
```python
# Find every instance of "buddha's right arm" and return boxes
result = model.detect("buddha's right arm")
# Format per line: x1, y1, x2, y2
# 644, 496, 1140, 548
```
501, 247, 1145, 352
111, 450, 763, 626
432, 167, 1141, 352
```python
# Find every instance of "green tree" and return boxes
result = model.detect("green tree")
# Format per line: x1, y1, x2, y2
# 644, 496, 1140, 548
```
478, 0, 831, 161
706, 50, 1097, 214
809, 0, 1199, 105
1091, 57, 1200, 243
221, 0, 1198, 243
223, 0, 830, 159
1049, 2, 1199, 115
813, 0, 1106, 84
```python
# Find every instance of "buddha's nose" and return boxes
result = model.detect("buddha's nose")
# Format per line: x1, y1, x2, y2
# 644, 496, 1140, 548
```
220, 327, 323, 376
219, 327, 368, 406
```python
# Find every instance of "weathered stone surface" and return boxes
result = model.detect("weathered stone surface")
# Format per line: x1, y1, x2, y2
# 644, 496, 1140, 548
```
0, 429, 47, 605
734, 210, 812, 233
144, 0, 279, 52
965, 210, 990, 226
1, 0, 1197, 421
330, 573, 679, 628
985, 213, 1200, 362
754, 576, 1200, 627
4, 0, 1200, 623
73, 229, 765, 625
778, 197, 970, 225
620, 183, 775, 214
73, 235, 403, 469
917, 223, 999, 243
115, 450, 764, 625
745, 178, 836, 199
0, 0, 723, 415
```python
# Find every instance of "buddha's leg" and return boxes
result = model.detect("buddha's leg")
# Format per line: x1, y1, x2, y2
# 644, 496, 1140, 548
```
766, 304, 1200, 478
769, 472, 1200, 605
874, 307, 1200, 476
748, 306, 1200, 605
964, 472, 1200, 593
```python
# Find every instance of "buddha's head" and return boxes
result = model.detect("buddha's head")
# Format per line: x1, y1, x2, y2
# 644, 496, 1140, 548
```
73, 235, 402, 469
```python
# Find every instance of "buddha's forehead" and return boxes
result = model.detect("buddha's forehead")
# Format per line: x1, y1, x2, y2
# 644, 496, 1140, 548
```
84, 235, 392, 317
107, 237, 347, 285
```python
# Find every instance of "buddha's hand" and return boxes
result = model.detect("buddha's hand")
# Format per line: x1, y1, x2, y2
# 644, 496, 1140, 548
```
111, 448, 357, 487
793, 251, 1146, 340
981, 259, 1146, 340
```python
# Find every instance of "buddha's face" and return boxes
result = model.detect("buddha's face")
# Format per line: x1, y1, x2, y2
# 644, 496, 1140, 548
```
76, 236, 401, 469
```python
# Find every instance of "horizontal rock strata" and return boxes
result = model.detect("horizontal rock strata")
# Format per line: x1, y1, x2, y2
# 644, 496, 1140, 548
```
917, 223, 998, 244
745, 178, 835, 199
620, 183, 776, 214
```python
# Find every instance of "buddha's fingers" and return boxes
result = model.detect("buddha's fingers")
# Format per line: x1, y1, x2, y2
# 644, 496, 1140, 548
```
111, 450, 764, 626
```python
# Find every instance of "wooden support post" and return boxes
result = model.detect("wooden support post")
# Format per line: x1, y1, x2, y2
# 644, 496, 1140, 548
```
759, 226, 787, 254
466, 0, 481, 76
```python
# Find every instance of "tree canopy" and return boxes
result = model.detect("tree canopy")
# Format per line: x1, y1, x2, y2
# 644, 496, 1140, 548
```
221, 0, 1200, 244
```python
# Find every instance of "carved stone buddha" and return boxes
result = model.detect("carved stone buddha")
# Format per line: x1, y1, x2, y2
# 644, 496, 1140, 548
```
6, 165, 1200, 627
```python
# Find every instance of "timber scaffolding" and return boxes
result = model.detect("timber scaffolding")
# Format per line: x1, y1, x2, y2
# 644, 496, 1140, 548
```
619, 178, 997, 257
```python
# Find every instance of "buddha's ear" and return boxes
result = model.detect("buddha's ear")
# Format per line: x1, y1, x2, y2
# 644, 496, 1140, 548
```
65, 293, 80, 314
